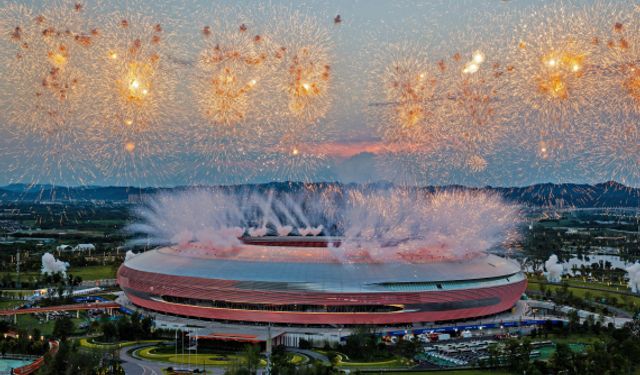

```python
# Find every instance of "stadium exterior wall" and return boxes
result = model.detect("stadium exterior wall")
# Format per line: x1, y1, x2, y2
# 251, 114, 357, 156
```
118, 264, 527, 325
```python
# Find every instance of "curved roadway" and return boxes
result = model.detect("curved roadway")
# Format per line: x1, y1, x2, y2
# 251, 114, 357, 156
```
119, 343, 226, 375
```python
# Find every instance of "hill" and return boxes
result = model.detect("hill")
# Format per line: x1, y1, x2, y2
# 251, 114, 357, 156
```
0, 181, 638, 208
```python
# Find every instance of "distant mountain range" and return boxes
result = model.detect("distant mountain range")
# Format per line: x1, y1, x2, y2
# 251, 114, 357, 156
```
0, 181, 638, 208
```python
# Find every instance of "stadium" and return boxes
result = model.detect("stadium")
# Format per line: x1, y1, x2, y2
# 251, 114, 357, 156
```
117, 236, 526, 326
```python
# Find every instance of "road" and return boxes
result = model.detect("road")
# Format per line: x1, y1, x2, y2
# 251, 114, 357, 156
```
119, 343, 226, 375
287, 348, 329, 365
119, 344, 166, 375
0, 301, 120, 316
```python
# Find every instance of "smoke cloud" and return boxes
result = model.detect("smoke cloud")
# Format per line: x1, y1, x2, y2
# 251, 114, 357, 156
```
125, 250, 138, 261
626, 263, 640, 293
544, 254, 564, 283
126, 188, 521, 263
338, 189, 520, 262
41, 253, 69, 277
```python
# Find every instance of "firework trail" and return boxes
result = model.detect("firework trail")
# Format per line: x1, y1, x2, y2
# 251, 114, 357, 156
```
86, 4, 187, 184
0, 1, 99, 184
371, 44, 441, 145
128, 187, 521, 263
338, 189, 520, 262
179, 4, 336, 183
271, 8, 334, 125
190, 7, 273, 127
0, 1, 637, 191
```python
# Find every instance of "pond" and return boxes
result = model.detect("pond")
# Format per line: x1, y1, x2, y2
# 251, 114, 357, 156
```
527, 254, 635, 274
0, 358, 31, 372
563, 254, 634, 273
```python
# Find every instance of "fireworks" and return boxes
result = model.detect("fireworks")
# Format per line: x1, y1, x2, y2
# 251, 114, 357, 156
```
262, 140, 329, 183
0, 1, 98, 184
191, 16, 272, 126
586, 115, 640, 186
128, 187, 521, 262
272, 9, 334, 125
437, 35, 514, 173
92, 11, 179, 130
369, 44, 438, 144
0, 1, 638, 190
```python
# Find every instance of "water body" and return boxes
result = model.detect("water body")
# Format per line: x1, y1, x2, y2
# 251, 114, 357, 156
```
527, 254, 634, 274
563, 254, 634, 273
0, 359, 31, 371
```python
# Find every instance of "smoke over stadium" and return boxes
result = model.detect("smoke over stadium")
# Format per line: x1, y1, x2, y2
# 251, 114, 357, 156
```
126, 188, 521, 262
118, 188, 526, 325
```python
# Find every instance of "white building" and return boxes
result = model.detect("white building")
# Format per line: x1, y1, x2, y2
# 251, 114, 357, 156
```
73, 244, 96, 252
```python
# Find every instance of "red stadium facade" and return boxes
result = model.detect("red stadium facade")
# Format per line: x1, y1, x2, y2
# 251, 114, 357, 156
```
118, 238, 527, 326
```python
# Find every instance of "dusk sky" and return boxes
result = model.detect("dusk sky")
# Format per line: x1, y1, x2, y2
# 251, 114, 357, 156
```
0, 0, 637, 187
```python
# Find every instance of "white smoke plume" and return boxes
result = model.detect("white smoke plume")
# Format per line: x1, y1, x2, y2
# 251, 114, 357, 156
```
41, 253, 69, 277
125, 250, 138, 261
626, 263, 640, 293
248, 226, 268, 237
127, 190, 246, 251
544, 254, 564, 283
127, 188, 521, 262
127, 188, 327, 250
276, 225, 293, 236
299, 225, 324, 236
339, 189, 521, 262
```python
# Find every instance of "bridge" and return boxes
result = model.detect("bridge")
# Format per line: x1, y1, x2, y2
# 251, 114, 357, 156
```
0, 302, 120, 323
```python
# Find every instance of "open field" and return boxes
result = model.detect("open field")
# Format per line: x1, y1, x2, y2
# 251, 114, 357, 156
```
528, 275, 632, 293
0, 300, 24, 309
527, 281, 640, 303
526, 279, 640, 311
0, 264, 117, 284
14, 314, 86, 336
68, 265, 118, 280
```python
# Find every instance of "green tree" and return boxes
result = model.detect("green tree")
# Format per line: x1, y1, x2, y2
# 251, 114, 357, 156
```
567, 309, 580, 334
550, 342, 572, 373
505, 338, 533, 374
394, 337, 421, 360
52, 317, 74, 341
101, 320, 118, 342
40, 341, 104, 375
483, 342, 500, 368
243, 344, 261, 375
270, 345, 294, 375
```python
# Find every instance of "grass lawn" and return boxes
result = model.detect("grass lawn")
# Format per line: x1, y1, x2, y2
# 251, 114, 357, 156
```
289, 353, 307, 365
336, 354, 405, 368
0, 264, 117, 285
79, 338, 163, 350
562, 279, 628, 292
15, 314, 86, 336
528, 277, 633, 295
526, 281, 640, 311
0, 300, 24, 309
67, 265, 117, 281
135, 346, 306, 367
135, 346, 267, 366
